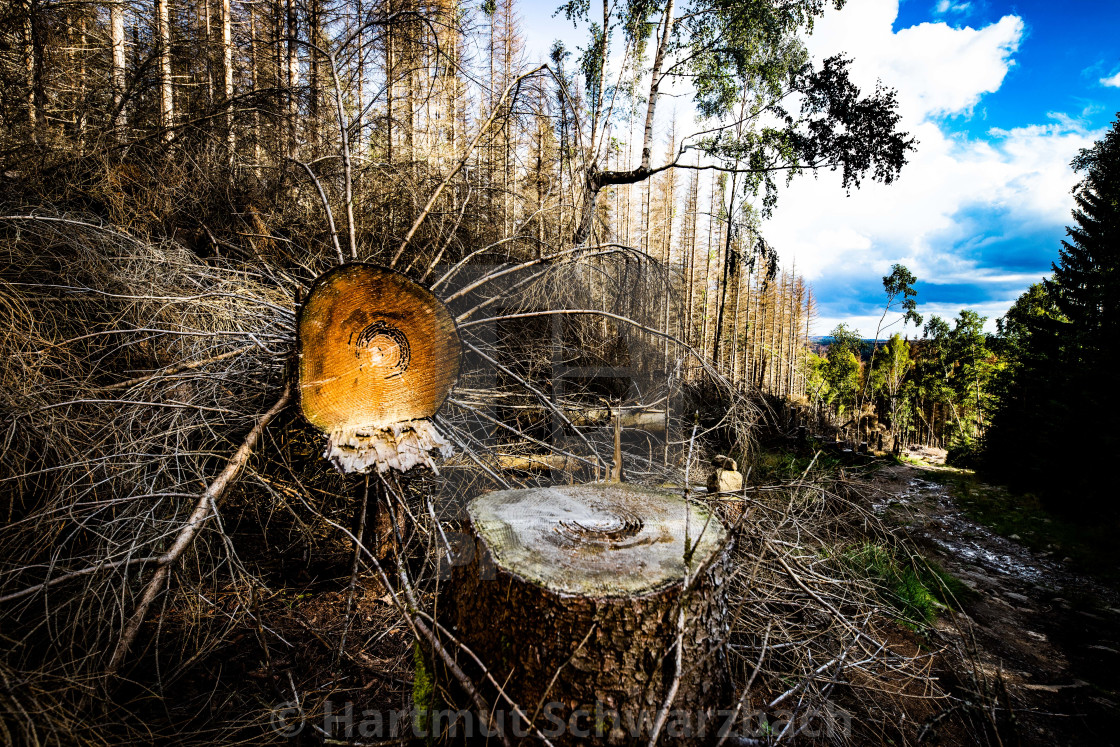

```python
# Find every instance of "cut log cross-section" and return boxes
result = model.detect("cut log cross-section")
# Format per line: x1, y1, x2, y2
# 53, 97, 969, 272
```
447, 483, 732, 745
298, 263, 460, 473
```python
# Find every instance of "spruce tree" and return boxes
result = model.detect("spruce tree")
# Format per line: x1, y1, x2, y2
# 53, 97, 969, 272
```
1048, 115, 1120, 355
988, 113, 1120, 513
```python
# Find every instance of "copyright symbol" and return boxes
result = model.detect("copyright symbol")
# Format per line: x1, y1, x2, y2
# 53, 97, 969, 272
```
270, 701, 305, 737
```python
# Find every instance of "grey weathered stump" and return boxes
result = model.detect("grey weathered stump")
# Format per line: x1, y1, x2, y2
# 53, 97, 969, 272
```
447, 483, 732, 745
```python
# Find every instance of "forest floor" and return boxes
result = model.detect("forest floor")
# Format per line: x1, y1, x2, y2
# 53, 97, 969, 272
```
868, 452, 1120, 746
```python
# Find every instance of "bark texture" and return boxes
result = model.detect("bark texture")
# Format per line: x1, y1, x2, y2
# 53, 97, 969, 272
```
447, 483, 732, 745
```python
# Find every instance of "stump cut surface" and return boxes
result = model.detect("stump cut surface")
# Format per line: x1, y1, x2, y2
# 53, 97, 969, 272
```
469, 483, 727, 597
297, 263, 459, 433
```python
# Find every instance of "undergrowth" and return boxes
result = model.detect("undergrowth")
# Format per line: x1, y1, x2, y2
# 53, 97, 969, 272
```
836, 542, 970, 629
743, 442, 863, 483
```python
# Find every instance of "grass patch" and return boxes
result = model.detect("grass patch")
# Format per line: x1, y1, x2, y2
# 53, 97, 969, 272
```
745, 444, 846, 482
891, 453, 925, 468
837, 542, 970, 628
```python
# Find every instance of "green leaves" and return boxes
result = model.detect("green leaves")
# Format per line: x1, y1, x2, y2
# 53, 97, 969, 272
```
621, 0, 661, 45
995, 282, 1060, 351
798, 56, 915, 191
683, 0, 810, 119
883, 263, 921, 328
571, 0, 914, 241
579, 22, 607, 102
690, 53, 914, 215
555, 0, 590, 23
820, 323, 862, 413
871, 333, 912, 398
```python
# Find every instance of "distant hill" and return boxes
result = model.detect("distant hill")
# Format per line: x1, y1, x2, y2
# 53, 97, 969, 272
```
808, 335, 905, 361
808, 336, 882, 345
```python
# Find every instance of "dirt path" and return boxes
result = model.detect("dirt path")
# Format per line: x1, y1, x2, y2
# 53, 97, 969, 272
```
869, 462, 1120, 747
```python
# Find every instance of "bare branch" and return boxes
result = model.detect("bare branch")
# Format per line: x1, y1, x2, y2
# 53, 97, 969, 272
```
107, 382, 293, 674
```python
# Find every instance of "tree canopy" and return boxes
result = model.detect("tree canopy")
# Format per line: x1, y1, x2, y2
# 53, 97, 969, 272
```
561, 0, 917, 242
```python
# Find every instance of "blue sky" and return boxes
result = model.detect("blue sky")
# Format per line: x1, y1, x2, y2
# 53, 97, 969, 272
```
768, 0, 1120, 336
519, 0, 1120, 336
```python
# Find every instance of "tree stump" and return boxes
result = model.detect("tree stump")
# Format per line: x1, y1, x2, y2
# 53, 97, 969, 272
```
448, 483, 732, 745
706, 455, 743, 495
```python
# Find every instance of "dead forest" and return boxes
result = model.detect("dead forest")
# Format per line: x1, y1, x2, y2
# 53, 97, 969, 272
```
0, 1, 1017, 745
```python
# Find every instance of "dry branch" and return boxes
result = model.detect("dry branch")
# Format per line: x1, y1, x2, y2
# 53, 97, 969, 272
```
390, 65, 548, 267
100, 345, 254, 390
106, 381, 292, 674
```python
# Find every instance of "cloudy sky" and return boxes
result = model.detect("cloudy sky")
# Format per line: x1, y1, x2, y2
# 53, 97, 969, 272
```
521, 0, 1120, 336
767, 0, 1120, 336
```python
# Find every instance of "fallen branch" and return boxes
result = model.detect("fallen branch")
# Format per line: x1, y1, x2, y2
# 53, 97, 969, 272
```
100, 345, 254, 391
106, 381, 293, 674
0, 556, 160, 604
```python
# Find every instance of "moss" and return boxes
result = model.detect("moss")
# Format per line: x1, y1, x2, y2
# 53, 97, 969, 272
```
412, 641, 435, 742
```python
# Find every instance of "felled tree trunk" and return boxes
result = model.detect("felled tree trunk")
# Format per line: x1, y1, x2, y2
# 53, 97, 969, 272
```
297, 263, 460, 474
447, 483, 731, 745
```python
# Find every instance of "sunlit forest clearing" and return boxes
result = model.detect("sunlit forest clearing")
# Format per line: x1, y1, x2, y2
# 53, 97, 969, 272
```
1, 0, 1118, 745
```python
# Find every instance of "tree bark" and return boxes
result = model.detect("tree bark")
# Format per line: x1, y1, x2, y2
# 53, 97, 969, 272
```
573, 0, 676, 244
156, 0, 174, 139
110, 1, 126, 136
711, 174, 735, 369
221, 0, 234, 162
447, 483, 731, 745
285, 0, 298, 156
24, 9, 36, 138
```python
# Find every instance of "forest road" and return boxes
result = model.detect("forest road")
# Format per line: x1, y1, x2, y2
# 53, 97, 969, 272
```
870, 463, 1120, 747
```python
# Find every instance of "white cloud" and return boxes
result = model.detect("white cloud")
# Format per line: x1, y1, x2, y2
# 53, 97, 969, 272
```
766, 117, 1095, 283
764, 0, 1102, 336
1101, 70, 1120, 87
934, 0, 972, 16
807, 0, 1023, 119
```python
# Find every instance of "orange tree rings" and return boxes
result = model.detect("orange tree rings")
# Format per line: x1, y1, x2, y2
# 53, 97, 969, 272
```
297, 263, 460, 434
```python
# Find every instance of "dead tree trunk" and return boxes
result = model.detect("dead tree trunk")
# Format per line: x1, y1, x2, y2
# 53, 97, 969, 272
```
448, 483, 731, 745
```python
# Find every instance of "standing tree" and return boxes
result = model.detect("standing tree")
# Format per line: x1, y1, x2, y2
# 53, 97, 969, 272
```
912, 315, 953, 447
157, 0, 174, 139
820, 322, 862, 426
944, 309, 992, 464
873, 264, 921, 346
870, 332, 912, 447
986, 113, 1120, 512
559, 0, 916, 246
857, 263, 920, 436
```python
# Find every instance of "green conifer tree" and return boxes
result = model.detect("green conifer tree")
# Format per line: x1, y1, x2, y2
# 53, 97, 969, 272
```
987, 113, 1120, 512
